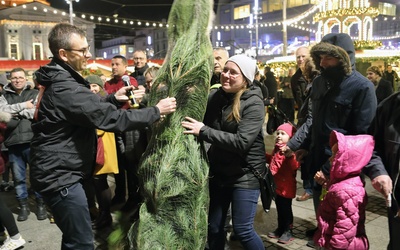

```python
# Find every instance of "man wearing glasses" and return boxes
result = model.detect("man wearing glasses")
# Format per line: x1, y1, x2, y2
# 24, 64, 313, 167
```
30, 23, 176, 249
130, 50, 149, 87
0, 68, 48, 222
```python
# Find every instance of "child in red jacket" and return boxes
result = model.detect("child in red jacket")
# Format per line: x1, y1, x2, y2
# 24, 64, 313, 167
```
267, 123, 299, 244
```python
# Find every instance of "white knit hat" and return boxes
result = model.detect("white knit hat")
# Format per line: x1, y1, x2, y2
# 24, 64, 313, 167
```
227, 54, 256, 84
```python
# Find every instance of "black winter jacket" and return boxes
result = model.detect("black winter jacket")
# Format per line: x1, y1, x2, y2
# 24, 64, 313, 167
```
199, 85, 265, 189
2, 86, 38, 147
30, 58, 160, 195
365, 92, 400, 249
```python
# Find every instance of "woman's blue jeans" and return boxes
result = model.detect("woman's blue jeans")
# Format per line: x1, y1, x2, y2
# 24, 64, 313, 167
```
208, 179, 264, 250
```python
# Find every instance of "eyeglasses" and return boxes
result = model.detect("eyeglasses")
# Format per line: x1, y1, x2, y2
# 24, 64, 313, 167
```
222, 69, 241, 79
64, 45, 91, 57
10, 76, 25, 81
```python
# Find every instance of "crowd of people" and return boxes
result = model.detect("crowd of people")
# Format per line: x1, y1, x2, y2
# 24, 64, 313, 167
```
0, 22, 399, 250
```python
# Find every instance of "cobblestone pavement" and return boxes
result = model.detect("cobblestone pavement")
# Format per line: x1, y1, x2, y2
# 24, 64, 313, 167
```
0, 133, 390, 250
226, 174, 389, 250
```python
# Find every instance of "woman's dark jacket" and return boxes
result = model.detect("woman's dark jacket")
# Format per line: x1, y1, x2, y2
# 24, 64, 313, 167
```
30, 58, 161, 195
375, 78, 393, 104
199, 85, 266, 189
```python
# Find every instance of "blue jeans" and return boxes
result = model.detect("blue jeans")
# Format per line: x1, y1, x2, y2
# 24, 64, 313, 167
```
8, 144, 41, 201
208, 179, 264, 250
303, 179, 313, 196
44, 182, 94, 250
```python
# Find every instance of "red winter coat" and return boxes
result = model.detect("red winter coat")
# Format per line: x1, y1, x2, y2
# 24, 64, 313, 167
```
314, 131, 374, 250
267, 143, 299, 198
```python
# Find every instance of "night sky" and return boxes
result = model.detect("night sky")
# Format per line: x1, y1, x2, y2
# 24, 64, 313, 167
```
45, 0, 221, 45
46, 0, 174, 21
46, 0, 175, 43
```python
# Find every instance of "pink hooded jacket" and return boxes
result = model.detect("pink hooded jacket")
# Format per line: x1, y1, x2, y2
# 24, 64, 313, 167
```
314, 131, 374, 250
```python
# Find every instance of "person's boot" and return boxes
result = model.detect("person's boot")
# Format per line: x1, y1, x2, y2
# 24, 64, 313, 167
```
17, 198, 30, 221
36, 198, 47, 220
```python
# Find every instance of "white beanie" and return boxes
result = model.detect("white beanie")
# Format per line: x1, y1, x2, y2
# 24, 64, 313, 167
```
227, 54, 256, 84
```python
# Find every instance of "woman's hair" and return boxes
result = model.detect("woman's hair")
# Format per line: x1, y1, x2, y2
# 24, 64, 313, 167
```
144, 66, 160, 79
302, 57, 319, 82
227, 83, 248, 123
48, 23, 86, 58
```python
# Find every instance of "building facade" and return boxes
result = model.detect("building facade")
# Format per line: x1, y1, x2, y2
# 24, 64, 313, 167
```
0, 1, 95, 60
212, 0, 400, 58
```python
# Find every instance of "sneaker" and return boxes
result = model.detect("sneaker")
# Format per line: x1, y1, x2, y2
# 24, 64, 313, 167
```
277, 230, 294, 244
0, 236, 26, 250
267, 228, 283, 239
306, 227, 318, 237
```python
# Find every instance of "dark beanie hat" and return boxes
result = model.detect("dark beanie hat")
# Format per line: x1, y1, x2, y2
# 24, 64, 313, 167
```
85, 75, 104, 89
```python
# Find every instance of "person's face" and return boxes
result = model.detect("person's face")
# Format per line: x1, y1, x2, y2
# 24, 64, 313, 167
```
10, 71, 27, 93
387, 65, 393, 72
61, 33, 91, 72
89, 83, 101, 94
133, 51, 147, 68
213, 50, 229, 74
275, 130, 290, 144
296, 48, 309, 67
319, 54, 340, 70
220, 61, 247, 93
366, 71, 380, 85
145, 73, 154, 90
329, 143, 338, 165
111, 58, 127, 77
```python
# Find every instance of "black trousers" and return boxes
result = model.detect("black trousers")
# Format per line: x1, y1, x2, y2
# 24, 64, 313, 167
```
0, 196, 19, 237
275, 194, 293, 231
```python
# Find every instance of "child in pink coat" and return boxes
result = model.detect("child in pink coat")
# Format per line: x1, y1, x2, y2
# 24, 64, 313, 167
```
313, 130, 373, 250
267, 123, 299, 244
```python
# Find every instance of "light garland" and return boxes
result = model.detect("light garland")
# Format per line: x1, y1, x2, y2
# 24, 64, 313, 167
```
2, 1, 398, 41
313, 7, 379, 22
3, 3, 169, 28
374, 34, 400, 40
374, 17, 397, 22
353, 40, 383, 50
211, 1, 325, 31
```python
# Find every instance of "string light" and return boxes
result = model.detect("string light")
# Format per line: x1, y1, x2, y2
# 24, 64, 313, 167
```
1, 0, 397, 40
1, 3, 168, 29
313, 7, 379, 23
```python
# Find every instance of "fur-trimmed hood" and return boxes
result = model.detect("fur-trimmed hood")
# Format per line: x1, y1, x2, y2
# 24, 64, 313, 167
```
310, 33, 355, 76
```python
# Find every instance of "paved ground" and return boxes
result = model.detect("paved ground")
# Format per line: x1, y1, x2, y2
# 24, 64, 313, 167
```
0, 169, 389, 250
0, 133, 390, 249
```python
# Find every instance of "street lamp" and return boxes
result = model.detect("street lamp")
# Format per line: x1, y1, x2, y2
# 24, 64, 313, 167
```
66, 0, 80, 25
254, 0, 259, 59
